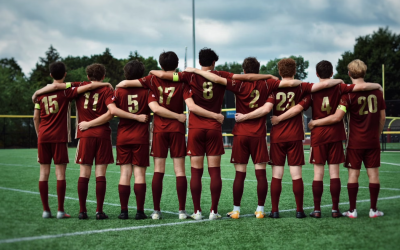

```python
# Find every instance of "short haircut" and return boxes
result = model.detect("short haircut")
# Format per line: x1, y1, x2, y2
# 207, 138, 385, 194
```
86, 63, 106, 81
159, 51, 179, 71
278, 58, 296, 78
316, 60, 333, 79
199, 48, 219, 67
242, 57, 260, 74
348, 59, 367, 79
49, 61, 66, 80
124, 60, 145, 80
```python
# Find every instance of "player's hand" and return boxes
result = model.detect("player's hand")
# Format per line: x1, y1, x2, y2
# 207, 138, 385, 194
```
106, 83, 114, 91
271, 76, 279, 81
116, 80, 127, 88
184, 67, 196, 73
270, 116, 280, 125
135, 114, 149, 123
177, 114, 187, 123
78, 121, 91, 131
32, 92, 38, 104
308, 120, 316, 130
235, 113, 246, 122
215, 113, 224, 124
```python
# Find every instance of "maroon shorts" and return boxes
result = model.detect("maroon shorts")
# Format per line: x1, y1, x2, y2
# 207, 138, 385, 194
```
151, 132, 186, 158
75, 137, 114, 165
38, 143, 69, 165
269, 140, 304, 166
231, 136, 269, 164
309, 141, 345, 165
345, 148, 380, 169
187, 129, 224, 157
117, 144, 150, 167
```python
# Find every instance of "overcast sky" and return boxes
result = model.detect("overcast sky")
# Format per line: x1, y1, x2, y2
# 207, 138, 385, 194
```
1, 0, 399, 83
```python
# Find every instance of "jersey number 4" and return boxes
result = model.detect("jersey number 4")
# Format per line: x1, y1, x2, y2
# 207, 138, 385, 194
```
158, 86, 175, 105
321, 96, 332, 114
41, 95, 59, 115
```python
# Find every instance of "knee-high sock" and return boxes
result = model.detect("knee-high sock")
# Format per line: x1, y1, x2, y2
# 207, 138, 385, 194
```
348, 182, 359, 211
152, 172, 164, 211
369, 183, 380, 210
208, 167, 222, 213
118, 184, 131, 212
330, 178, 341, 211
57, 180, 66, 212
39, 181, 50, 211
96, 176, 106, 213
190, 167, 203, 212
255, 169, 268, 206
292, 178, 304, 212
312, 180, 323, 211
78, 177, 89, 213
270, 177, 282, 213
176, 176, 187, 211
233, 171, 246, 206
134, 183, 146, 213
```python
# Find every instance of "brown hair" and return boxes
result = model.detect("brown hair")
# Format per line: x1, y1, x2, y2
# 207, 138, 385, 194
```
316, 60, 333, 79
124, 60, 145, 80
278, 58, 296, 78
347, 59, 367, 79
86, 63, 106, 81
242, 57, 260, 74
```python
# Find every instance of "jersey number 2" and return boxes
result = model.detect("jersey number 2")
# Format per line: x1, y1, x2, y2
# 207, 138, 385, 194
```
358, 95, 377, 115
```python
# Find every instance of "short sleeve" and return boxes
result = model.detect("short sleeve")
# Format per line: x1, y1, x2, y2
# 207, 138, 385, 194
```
138, 75, 152, 89
64, 87, 78, 100
217, 71, 234, 79
148, 91, 158, 104
339, 83, 355, 94
302, 82, 313, 94
177, 72, 192, 84
266, 79, 280, 92
104, 88, 115, 106
299, 94, 311, 110
226, 79, 242, 93
182, 84, 193, 100
339, 94, 350, 109
267, 93, 275, 104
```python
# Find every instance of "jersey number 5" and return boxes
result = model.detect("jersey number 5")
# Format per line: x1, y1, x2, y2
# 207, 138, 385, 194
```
41, 95, 59, 115
158, 86, 175, 105
128, 95, 139, 113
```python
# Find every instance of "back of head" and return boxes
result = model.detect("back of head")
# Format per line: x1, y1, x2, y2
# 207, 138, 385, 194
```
278, 58, 296, 78
124, 60, 145, 80
316, 60, 333, 79
159, 51, 179, 71
199, 48, 219, 67
49, 61, 66, 80
348, 59, 367, 79
86, 63, 106, 81
242, 57, 260, 74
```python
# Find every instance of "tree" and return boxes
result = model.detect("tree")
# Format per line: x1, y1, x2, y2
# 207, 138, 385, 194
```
260, 56, 309, 80
29, 45, 62, 88
95, 48, 124, 86
124, 51, 161, 76
335, 27, 400, 100
215, 62, 243, 74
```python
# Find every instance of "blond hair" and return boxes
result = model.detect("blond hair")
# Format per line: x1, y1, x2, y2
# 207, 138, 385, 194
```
347, 59, 367, 79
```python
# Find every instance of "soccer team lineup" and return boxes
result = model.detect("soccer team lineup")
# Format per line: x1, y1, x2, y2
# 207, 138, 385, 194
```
31, 47, 387, 223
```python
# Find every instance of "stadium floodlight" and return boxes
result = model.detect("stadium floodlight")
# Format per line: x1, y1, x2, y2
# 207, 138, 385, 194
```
192, 0, 195, 68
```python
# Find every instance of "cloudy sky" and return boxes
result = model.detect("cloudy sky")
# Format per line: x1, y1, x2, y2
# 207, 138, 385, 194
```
1, 0, 399, 83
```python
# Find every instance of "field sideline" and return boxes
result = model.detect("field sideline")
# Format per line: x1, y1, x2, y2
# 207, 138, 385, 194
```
0, 148, 399, 249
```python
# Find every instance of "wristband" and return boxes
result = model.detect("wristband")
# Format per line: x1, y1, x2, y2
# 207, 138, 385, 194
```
337, 105, 347, 113
35, 103, 41, 109
173, 72, 179, 82
66, 82, 72, 89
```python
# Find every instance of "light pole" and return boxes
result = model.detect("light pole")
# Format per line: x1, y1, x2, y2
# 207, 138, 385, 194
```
192, 0, 195, 68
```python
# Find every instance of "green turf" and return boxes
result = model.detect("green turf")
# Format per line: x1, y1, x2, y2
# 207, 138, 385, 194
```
0, 148, 399, 249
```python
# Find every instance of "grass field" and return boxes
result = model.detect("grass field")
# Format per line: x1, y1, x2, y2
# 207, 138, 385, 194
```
0, 148, 399, 249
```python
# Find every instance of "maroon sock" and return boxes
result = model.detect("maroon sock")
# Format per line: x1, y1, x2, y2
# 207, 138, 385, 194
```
293, 178, 304, 212
176, 176, 187, 211
312, 180, 323, 211
255, 169, 268, 206
369, 183, 380, 210
270, 177, 282, 213
190, 167, 203, 212
134, 183, 146, 213
96, 176, 106, 213
152, 172, 164, 211
78, 177, 89, 213
233, 171, 246, 206
348, 182, 359, 211
39, 181, 50, 211
330, 178, 341, 211
118, 184, 130, 212
57, 180, 66, 212
208, 167, 222, 213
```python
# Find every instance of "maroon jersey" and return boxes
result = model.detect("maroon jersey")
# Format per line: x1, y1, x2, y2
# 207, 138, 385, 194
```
227, 78, 281, 137
36, 87, 78, 143
114, 87, 151, 145
302, 83, 355, 146
267, 82, 313, 143
74, 82, 114, 139
139, 75, 192, 134
340, 89, 386, 149
177, 71, 232, 131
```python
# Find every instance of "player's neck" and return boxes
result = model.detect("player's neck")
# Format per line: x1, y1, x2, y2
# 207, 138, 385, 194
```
281, 76, 294, 81
201, 66, 213, 71
91, 80, 103, 83
318, 77, 331, 82
52, 79, 64, 84
351, 78, 365, 84
163, 70, 176, 73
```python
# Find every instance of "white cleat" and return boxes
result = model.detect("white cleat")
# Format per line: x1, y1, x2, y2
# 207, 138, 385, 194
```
42, 211, 52, 219
369, 209, 384, 218
178, 210, 190, 219
151, 210, 162, 220
342, 209, 357, 218
191, 210, 203, 220
57, 211, 71, 219
209, 210, 222, 220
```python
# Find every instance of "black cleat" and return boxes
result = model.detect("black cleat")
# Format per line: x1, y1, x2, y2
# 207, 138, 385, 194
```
118, 211, 129, 220
309, 210, 321, 218
332, 210, 343, 218
296, 211, 307, 218
135, 211, 148, 220
268, 211, 280, 219
78, 212, 88, 220
96, 212, 109, 220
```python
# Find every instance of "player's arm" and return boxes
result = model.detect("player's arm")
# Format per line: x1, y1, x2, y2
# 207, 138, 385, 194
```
116, 79, 143, 88
185, 67, 227, 86
352, 83, 382, 92
148, 101, 187, 123
379, 109, 386, 135
232, 74, 279, 81
75, 82, 114, 94
33, 107, 40, 136
278, 79, 302, 88
235, 103, 273, 123
270, 104, 304, 125
78, 111, 114, 131
308, 106, 346, 130
310, 79, 343, 92
149, 70, 175, 81
106, 103, 148, 123
185, 98, 224, 124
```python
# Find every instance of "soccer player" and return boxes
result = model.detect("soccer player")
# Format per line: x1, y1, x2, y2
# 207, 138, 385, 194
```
32, 61, 111, 219
148, 48, 278, 220
185, 57, 302, 219
308, 59, 385, 218
271, 60, 382, 218
116, 51, 224, 220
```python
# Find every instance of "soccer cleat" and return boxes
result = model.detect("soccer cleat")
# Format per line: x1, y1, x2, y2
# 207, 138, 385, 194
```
118, 211, 129, 220
190, 210, 203, 220
309, 210, 321, 218
254, 211, 266, 219
135, 212, 148, 220
179, 210, 191, 220
78, 212, 88, 220
96, 212, 109, 220
151, 210, 162, 220
42, 211, 52, 219
342, 209, 357, 218
209, 210, 222, 220
268, 211, 280, 219
369, 209, 384, 218
332, 210, 343, 218
296, 211, 307, 219
227, 210, 240, 219
56, 211, 70, 219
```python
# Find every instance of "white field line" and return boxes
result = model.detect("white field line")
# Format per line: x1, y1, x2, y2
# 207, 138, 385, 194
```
1, 195, 400, 244
381, 162, 400, 166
